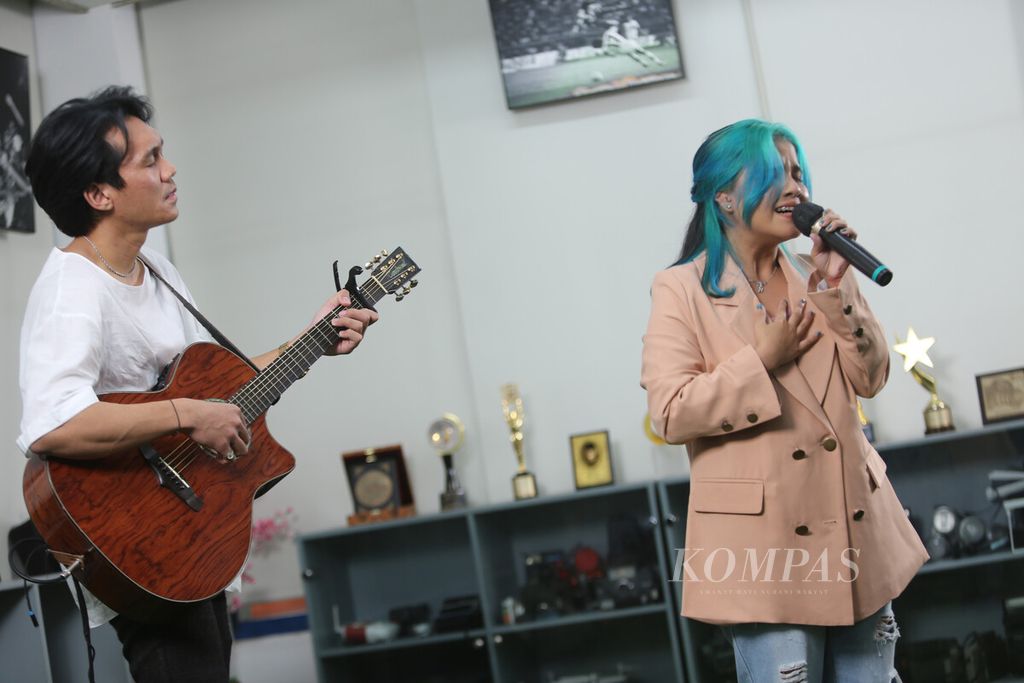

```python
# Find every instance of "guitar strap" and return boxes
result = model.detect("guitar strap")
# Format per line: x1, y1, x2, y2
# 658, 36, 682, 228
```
138, 255, 260, 373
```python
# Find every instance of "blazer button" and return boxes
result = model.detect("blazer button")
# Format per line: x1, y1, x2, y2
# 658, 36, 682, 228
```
721, 420, 734, 432
843, 304, 853, 314
795, 525, 810, 536
792, 449, 807, 460
822, 437, 838, 451
854, 327, 865, 337
853, 509, 865, 521
747, 413, 758, 424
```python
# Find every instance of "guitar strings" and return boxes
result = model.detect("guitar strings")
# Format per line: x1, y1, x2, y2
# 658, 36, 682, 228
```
161, 311, 346, 471
164, 282, 388, 473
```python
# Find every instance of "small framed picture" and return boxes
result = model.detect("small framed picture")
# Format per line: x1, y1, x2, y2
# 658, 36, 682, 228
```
569, 430, 614, 490
341, 445, 415, 521
976, 367, 1024, 425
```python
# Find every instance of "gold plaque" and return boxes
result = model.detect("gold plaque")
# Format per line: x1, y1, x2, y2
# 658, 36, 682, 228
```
570, 430, 614, 490
341, 445, 416, 524
976, 367, 1024, 425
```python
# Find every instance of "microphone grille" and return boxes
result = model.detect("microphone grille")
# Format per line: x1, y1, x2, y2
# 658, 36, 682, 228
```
792, 202, 824, 236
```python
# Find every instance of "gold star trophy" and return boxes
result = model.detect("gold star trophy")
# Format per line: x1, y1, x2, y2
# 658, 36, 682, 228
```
894, 327, 955, 434
428, 413, 468, 511
501, 383, 538, 500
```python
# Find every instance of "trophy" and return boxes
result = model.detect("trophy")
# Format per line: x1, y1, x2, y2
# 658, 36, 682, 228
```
894, 327, 954, 434
428, 413, 468, 511
501, 383, 538, 500
857, 401, 876, 443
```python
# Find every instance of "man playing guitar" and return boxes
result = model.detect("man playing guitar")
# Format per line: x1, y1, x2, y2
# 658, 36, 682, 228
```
18, 86, 378, 682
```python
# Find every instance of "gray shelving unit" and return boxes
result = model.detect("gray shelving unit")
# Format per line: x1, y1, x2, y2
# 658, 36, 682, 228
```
299, 420, 1024, 683
299, 482, 685, 683
883, 420, 1024, 682
0, 577, 130, 683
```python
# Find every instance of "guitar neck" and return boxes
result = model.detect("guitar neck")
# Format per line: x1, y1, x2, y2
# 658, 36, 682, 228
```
227, 247, 419, 424
232, 290, 378, 424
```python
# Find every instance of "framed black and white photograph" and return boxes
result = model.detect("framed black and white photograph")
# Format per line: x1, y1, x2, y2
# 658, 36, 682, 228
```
0, 46, 32, 233
488, 0, 685, 109
976, 367, 1024, 425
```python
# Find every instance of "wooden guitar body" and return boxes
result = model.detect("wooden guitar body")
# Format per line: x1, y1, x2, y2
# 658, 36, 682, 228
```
23, 342, 295, 621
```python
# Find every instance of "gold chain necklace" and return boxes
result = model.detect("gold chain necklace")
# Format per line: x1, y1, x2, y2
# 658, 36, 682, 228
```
83, 236, 140, 279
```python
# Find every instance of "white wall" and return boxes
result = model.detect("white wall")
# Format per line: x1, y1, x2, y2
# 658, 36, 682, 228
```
136, 0, 485, 604
0, 0, 51, 580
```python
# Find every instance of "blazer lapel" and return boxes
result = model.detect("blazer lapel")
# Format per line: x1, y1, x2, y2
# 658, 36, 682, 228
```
709, 252, 832, 428
719, 257, 757, 349
782, 254, 836, 407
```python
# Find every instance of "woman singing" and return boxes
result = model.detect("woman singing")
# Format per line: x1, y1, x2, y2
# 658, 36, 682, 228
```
641, 120, 927, 682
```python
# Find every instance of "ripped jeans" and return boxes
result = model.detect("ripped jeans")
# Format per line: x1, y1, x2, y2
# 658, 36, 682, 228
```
722, 602, 901, 683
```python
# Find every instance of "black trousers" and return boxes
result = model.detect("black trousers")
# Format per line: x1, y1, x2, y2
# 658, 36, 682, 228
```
110, 592, 233, 683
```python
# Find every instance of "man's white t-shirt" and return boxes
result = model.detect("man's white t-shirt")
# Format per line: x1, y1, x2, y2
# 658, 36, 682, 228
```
17, 246, 240, 626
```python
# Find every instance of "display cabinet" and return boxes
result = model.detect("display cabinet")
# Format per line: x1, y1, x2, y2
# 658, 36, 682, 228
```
300, 420, 1024, 683
299, 482, 686, 683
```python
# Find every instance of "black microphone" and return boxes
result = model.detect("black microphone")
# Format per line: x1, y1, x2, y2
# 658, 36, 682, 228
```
791, 202, 893, 287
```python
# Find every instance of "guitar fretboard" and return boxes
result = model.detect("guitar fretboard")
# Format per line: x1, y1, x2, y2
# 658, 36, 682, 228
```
230, 280, 386, 424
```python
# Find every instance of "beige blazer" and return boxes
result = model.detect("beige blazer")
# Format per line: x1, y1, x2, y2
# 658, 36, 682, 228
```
642, 251, 928, 626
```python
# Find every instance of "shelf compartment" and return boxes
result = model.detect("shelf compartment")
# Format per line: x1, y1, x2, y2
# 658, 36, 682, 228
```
491, 603, 667, 635
320, 628, 487, 658
492, 607, 681, 683
299, 514, 481, 654
917, 549, 1024, 576
471, 484, 663, 629
319, 635, 491, 683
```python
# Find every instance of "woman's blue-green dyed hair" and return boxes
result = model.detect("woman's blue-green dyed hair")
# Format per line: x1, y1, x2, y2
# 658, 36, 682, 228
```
675, 119, 812, 297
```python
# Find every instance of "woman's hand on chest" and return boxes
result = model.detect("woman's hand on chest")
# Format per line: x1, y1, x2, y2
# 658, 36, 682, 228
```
753, 298, 822, 370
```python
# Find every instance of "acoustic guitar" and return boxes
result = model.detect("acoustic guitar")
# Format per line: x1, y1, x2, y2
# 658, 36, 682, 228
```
23, 248, 420, 621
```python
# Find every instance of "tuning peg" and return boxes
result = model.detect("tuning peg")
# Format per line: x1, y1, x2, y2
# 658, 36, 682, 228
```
372, 254, 383, 264
402, 285, 412, 295
409, 280, 419, 288
379, 249, 387, 257
364, 261, 373, 269
395, 292, 405, 302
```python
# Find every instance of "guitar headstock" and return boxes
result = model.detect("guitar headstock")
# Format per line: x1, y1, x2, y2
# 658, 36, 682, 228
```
362, 247, 421, 303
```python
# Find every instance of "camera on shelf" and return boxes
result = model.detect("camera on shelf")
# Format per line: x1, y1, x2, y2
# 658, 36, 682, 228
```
925, 503, 1015, 561
926, 505, 986, 560
593, 565, 661, 609
506, 512, 664, 624
519, 549, 578, 620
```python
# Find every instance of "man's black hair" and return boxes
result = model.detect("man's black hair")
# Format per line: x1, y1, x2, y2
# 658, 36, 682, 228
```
25, 86, 153, 237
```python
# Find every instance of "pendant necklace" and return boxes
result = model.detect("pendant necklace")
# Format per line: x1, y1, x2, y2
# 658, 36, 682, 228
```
747, 260, 778, 294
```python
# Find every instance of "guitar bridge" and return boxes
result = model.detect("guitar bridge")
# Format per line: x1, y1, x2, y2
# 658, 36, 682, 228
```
141, 444, 204, 512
